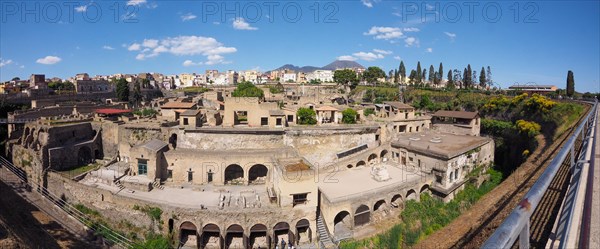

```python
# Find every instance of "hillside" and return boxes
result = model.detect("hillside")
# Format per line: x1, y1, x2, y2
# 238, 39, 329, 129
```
268, 60, 364, 73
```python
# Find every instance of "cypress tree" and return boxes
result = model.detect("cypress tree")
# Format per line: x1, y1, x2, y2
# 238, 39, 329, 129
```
399, 61, 406, 83
566, 70, 575, 97
479, 67, 487, 88
416, 61, 422, 83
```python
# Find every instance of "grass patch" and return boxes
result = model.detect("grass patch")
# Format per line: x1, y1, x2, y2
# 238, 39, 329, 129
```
174, 87, 210, 93
58, 162, 100, 177
340, 168, 502, 249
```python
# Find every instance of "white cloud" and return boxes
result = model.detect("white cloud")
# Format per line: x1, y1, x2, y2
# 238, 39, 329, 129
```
182, 60, 201, 67
127, 0, 146, 6
129, 35, 237, 65
233, 17, 258, 30
444, 32, 457, 41
361, 0, 373, 8
20, 65, 25, 69
0, 58, 13, 67
75, 5, 87, 12
102, 45, 115, 50
373, 49, 392, 55
352, 52, 384, 61
337, 55, 357, 61
426, 48, 433, 53
36, 56, 61, 65
213, 21, 220, 25
403, 27, 420, 32
181, 13, 197, 21
404, 37, 420, 47
142, 39, 159, 48
364, 26, 403, 40
128, 43, 141, 51
393, 56, 402, 60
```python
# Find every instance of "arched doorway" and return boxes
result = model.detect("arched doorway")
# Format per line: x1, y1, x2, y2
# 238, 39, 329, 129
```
354, 205, 370, 227
406, 189, 417, 201
380, 150, 389, 162
77, 147, 92, 166
225, 224, 244, 249
356, 161, 366, 168
295, 219, 311, 245
420, 184, 430, 194
373, 200, 386, 212
368, 153, 378, 165
248, 164, 268, 184
249, 224, 269, 249
391, 194, 403, 209
273, 222, 292, 247
179, 221, 198, 249
333, 211, 352, 238
224, 164, 244, 185
201, 223, 221, 249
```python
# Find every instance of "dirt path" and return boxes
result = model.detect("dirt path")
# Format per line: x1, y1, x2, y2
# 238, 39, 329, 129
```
414, 111, 585, 249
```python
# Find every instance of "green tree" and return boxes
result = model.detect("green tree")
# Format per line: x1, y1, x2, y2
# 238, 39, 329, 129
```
362, 66, 386, 85
115, 78, 129, 102
422, 69, 427, 84
393, 69, 399, 83
399, 61, 406, 83
408, 70, 416, 84
132, 81, 142, 106
342, 108, 358, 124
428, 65, 435, 83
232, 82, 265, 98
438, 63, 444, 85
296, 107, 316, 125
11, 77, 20, 81
447, 69, 455, 89
333, 69, 358, 89
479, 67, 487, 88
566, 70, 575, 97
416, 61, 422, 83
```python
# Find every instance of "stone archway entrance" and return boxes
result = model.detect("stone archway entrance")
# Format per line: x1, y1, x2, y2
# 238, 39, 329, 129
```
200, 224, 221, 249
224, 164, 244, 185
249, 224, 269, 249
248, 164, 268, 184
179, 221, 198, 249
354, 205, 370, 227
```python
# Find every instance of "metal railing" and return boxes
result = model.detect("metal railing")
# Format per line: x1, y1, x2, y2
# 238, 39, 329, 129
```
0, 156, 135, 248
483, 101, 598, 248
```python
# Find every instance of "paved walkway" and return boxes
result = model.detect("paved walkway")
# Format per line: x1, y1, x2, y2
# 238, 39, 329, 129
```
590, 105, 600, 249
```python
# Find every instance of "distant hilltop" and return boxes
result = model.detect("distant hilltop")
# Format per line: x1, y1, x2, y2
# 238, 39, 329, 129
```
268, 60, 365, 73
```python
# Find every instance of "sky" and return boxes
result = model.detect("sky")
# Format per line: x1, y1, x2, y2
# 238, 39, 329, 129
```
0, 0, 599, 92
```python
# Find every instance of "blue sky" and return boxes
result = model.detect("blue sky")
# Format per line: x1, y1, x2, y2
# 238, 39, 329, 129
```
1, 0, 599, 92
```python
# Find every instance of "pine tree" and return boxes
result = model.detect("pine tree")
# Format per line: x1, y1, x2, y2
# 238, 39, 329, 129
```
399, 61, 406, 83
479, 67, 487, 88
566, 70, 575, 97
428, 65, 435, 83
416, 62, 422, 83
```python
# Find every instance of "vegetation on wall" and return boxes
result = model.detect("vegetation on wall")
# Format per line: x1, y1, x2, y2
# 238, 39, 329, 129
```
232, 82, 264, 98
340, 168, 503, 249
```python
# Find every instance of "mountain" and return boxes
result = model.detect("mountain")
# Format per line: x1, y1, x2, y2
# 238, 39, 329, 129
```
322, 60, 365, 70
268, 60, 364, 73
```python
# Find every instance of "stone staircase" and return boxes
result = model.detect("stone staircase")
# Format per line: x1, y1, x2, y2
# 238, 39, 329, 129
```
114, 180, 125, 193
152, 179, 164, 190
317, 214, 337, 249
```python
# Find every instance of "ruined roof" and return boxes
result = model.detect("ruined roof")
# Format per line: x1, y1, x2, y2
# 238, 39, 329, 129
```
181, 109, 202, 116
432, 110, 479, 120
391, 132, 491, 159
137, 139, 168, 152
161, 102, 196, 109
383, 101, 414, 110
95, 108, 131, 115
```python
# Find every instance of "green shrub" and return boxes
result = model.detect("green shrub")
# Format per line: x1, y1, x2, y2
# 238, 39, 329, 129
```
296, 108, 317, 125
232, 82, 264, 98
342, 108, 357, 124
363, 108, 375, 117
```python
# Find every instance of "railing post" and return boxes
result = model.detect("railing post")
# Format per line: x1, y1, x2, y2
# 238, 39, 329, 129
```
520, 221, 530, 249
